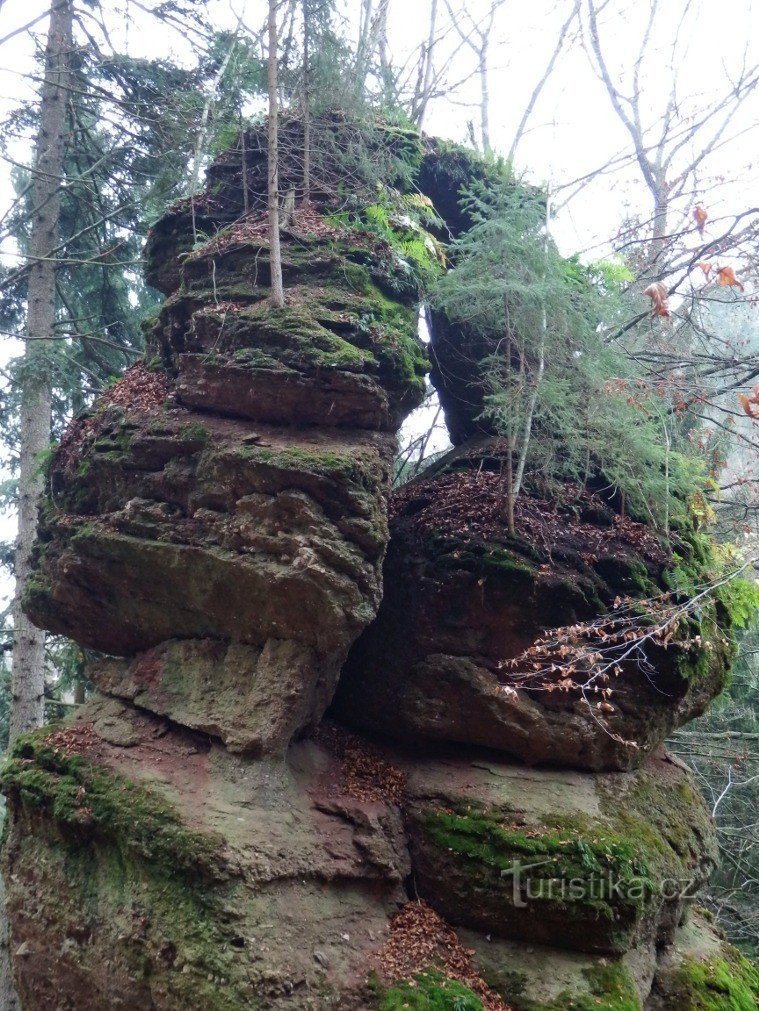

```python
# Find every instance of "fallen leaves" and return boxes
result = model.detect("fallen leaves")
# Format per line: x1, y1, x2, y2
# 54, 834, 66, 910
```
375, 901, 512, 1011
57, 363, 172, 476
392, 471, 670, 570
45, 722, 98, 758
316, 722, 406, 804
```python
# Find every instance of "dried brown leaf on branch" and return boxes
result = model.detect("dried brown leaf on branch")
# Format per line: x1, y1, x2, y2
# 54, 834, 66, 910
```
716, 265, 745, 292
738, 384, 759, 420
693, 205, 708, 235
644, 281, 671, 319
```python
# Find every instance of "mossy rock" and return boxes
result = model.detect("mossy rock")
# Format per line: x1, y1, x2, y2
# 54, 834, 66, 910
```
404, 755, 717, 956
377, 970, 484, 1010
648, 912, 759, 1010
1, 730, 250, 1010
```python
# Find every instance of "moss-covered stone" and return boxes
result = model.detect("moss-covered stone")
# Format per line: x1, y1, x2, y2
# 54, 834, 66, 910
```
1, 730, 250, 1009
1, 730, 227, 881
648, 912, 759, 1011
378, 970, 484, 1010
405, 754, 717, 956
505, 963, 641, 1010
663, 954, 759, 1010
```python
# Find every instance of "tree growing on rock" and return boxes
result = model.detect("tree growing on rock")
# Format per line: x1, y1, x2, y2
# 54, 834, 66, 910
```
432, 178, 697, 532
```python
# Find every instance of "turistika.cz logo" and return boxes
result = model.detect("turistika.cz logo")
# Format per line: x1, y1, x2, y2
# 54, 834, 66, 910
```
500, 859, 698, 909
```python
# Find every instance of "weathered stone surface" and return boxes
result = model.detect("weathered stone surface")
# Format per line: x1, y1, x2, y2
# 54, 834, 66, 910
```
333, 456, 731, 771
646, 911, 759, 1010
402, 749, 718, 956
93, 638, 339, 756
1, 701, 410, 1010
460, 929, 656, 1009
6, 121, 749, 1010
27, 405, 391, 656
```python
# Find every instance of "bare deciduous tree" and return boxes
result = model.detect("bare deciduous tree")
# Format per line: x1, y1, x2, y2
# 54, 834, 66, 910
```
443, 0, 508, 153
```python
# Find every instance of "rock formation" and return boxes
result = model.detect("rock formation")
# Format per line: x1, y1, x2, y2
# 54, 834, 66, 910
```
2, 121, 756, 1010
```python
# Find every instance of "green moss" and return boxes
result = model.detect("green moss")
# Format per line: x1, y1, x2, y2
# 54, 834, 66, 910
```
179, 422, 210, 444
423, 806, 654, 921
1, 730, 224, 879
501, 962, 640, 1010
380, 970, 484, 1010
598, 770, 715, 893
665, 953, 759, 1010
426, 534, 538, 586
1, 730, 252, 1008
238, 444, 379, 491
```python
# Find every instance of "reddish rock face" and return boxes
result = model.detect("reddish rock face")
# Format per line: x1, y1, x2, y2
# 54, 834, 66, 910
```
29, 402, 393, 657
3, 125, 748, 1011
332, 460, 731, 771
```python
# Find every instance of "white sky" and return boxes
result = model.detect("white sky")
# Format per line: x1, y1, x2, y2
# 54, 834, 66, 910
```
0, 0, 757, 608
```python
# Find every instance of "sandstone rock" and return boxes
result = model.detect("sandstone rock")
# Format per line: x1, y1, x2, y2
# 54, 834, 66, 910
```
93, 639, 338, 756
460, 929, 656, 1009
5, 121, 746, 1011
402, 750, 718, 956
333, 458, 732, 771
28, 399, 397, 653
0, 702, 410, 1010
646, 910, 759, 1010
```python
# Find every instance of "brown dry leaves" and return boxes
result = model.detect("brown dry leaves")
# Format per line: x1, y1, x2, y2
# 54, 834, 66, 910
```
45, 722, 98, 759
57, 363, 170, 475
392, 470, 669, 570
316, 722, 406, 804
100, 363, 171, 414
375, 901, 512, 1011
193, 205, 343, 258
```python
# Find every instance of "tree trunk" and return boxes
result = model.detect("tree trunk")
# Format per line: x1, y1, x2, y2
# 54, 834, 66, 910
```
479, 36, 491, 154
414, 0, 438, 127
10, 0, 73, 745
0, 869, 19, 1011
302, 0, 311, 204
268, 0, 285, 307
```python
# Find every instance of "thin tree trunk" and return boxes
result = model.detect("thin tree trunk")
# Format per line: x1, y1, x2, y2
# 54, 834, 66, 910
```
302, 0, 311, 205
479, 36, 491, 154
10, 0, 73, 745
4, 5, 72, 1005
414, 0, 438, 127
268, 0, 285, 307
188, 27, 240, 242
0, 869, 19, 1011
512, 187, 551, 500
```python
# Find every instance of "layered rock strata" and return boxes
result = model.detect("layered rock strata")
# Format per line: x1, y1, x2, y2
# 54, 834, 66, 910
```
333, 446, 733, 771
2, 123, 756, 1011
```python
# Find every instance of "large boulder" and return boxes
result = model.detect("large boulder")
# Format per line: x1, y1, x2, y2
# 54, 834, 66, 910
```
0, 702, 410, 1010
333, 454, 734, 771
403, 749, 718, 956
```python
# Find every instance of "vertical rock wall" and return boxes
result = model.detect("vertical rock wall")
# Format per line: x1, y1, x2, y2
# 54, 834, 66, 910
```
2, 126, 756, 1010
